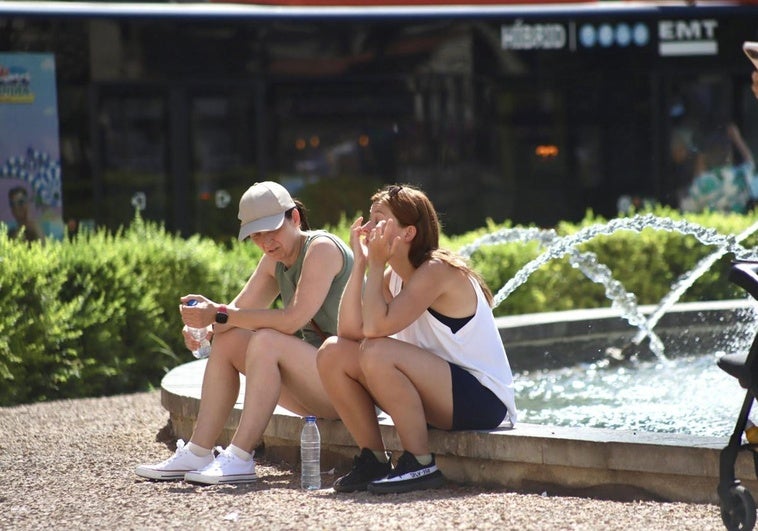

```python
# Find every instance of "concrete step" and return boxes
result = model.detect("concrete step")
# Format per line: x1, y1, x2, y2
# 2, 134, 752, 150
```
161, 358, 758, 504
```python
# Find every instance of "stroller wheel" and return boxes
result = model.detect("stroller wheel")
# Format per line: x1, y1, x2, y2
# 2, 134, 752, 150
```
720, 484, 757, 530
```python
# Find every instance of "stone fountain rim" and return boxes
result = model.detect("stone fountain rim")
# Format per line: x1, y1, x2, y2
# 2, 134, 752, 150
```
495, 298, 753, 331
495, 298, 756, 370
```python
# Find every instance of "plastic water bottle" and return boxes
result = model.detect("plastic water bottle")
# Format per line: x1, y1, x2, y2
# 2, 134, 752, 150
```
186, 299, 211, 359
300, 415, 321, 490
188, 326, 211, 359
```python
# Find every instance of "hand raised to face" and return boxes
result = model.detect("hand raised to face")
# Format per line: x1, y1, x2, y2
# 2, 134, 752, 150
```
348, 216, 371, 264
366, 218, 401, 267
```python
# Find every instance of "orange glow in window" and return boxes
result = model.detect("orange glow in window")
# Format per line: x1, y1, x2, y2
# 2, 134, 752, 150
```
535, 145, 559, 158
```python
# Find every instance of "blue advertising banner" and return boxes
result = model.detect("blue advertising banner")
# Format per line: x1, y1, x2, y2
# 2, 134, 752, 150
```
0, 52, 64, 241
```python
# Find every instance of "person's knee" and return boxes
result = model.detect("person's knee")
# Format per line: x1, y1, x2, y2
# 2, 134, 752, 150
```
358, 338, 390, 375
209, 328, 246, 363
316, 336, 340, 374
245, 328, 283, 363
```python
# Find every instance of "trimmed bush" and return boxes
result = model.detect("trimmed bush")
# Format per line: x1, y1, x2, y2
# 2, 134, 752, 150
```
0, 207, 755, 405
0, 217, 261, 406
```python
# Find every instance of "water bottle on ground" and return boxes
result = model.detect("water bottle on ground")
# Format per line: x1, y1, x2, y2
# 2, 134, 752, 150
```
186, 299, 211, 359
300, 415, 321, 490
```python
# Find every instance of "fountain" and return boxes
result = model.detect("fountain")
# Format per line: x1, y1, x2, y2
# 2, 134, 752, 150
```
461, 214, 758, 361
460, 214, 758, 437
159, 213, 758, 505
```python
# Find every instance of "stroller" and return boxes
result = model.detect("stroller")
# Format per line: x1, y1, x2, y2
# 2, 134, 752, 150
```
717, 260, 758, 530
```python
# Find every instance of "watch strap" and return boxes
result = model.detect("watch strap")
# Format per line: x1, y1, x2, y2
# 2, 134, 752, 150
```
215, 304, 229, 324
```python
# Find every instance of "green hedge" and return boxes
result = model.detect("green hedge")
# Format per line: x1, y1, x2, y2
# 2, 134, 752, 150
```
0, 217, 261, 406
1, 208, 756, 406
457, 208, 758, 316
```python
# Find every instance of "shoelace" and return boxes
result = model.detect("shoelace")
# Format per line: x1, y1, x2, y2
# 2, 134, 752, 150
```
155, 439, 188, 467
166, 440, 215, 466
213, 449, 238, 466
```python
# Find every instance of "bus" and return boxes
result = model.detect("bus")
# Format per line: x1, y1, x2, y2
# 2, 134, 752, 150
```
1, 0, 758, 238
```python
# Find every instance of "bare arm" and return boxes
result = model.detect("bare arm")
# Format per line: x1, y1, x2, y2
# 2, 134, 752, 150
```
233, 253, 281, 309
336, 218, 367, 339
337, 263, 368, 340
363, 260, 459, 338
181, 236, 344, 334
360, 218, 452, 337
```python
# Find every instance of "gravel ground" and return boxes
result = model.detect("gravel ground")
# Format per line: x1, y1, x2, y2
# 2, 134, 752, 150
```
0, 391, 727, 530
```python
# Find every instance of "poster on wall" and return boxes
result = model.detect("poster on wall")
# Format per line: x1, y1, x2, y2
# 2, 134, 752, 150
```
0, 52, 64, 242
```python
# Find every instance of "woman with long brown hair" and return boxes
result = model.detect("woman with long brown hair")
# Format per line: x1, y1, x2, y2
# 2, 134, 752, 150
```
317, 184, 516, 494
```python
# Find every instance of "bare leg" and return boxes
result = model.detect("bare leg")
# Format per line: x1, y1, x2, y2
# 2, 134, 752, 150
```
317, 336, 384, 451
190, 327, 251, 449
360, 337, 453, 455
229, 328, 339, 453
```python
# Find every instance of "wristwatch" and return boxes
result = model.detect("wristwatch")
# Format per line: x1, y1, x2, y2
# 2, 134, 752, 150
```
215, 304, 229, 324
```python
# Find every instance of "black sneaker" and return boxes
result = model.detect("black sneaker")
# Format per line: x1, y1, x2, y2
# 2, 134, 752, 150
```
333, 448, 392, 493
367, 451, 445, 494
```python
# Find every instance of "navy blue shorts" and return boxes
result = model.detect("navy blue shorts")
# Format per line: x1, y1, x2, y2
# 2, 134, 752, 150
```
449, 363, 508, 431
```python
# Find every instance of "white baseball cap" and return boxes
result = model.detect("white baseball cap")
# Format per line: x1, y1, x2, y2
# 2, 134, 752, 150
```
237, 181, 296, 241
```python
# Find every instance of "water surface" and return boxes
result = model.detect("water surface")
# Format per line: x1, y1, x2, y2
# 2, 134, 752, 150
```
514, 352, 747, 438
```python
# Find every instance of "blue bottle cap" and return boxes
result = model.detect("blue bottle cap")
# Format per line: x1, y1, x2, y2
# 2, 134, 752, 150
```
305, 415, 316, 422
187, 299, 198, 307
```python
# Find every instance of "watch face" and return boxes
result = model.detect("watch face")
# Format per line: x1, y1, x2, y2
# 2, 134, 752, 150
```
215, 312, 228, 324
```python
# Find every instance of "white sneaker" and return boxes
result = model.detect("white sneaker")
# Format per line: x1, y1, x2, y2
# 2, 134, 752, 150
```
135, 439, 214, 481
184, 448, 257, 485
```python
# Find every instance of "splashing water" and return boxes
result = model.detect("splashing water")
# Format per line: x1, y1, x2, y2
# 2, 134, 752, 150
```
460, 226, 650, 345
629, 219, 758, 347
462, 214, 758, 359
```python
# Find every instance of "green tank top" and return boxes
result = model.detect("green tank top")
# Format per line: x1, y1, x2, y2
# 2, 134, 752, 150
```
275, 230, 353, 346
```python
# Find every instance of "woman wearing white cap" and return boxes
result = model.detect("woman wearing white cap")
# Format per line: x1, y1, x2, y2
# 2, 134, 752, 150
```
136, 181, 353, 484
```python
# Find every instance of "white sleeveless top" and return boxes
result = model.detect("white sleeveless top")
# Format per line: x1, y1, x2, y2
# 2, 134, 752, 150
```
389, 270, 517, 426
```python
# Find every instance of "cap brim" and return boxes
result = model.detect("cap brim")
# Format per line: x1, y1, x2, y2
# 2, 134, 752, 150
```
238, 212, 286, 241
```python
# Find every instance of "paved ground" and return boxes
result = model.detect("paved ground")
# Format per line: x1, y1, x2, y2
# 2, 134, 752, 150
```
0, 390, 728, 530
